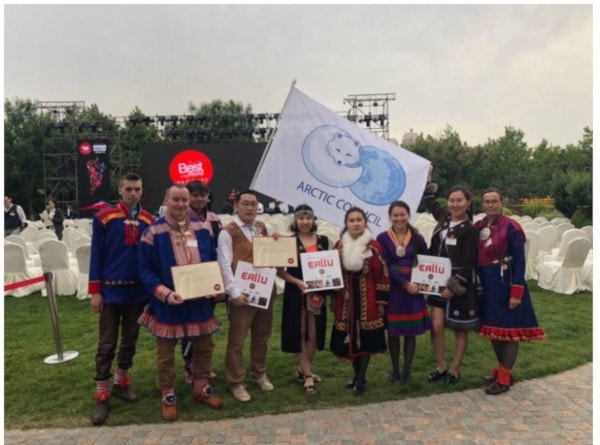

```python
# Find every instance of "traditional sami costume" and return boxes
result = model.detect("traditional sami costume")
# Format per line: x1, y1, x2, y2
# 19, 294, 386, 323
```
474, 215, 546, 342
376, 228, 431, 337
138, 215, 220, 338
330, 230, 389, 358
422, 188, 480, 332
89, 201, 154, 306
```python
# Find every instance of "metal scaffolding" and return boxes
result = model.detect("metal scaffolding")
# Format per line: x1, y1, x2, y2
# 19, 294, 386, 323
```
343, 93, 396, 140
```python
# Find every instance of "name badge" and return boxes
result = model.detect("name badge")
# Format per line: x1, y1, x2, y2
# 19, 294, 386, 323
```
485, 238, 492, 247
361, 250, 373, 259
446, 237, 457, 246
186, 239, 198, 248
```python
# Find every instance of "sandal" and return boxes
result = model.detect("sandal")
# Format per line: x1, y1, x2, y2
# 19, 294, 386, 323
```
427, 368, 448, 382
296, 368, 322, 384
444, 372, 460, 385
303, 375, 316, 394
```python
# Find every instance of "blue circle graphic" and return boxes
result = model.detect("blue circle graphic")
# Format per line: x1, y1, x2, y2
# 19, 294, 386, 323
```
349, 146, 406, 205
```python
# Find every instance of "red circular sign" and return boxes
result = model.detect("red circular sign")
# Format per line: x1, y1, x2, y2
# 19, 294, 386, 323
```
78, 142, 92, 156
169, 149, 214, 184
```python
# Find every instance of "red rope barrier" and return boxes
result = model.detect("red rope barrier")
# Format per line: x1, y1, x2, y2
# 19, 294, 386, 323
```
4, 276, 45, 292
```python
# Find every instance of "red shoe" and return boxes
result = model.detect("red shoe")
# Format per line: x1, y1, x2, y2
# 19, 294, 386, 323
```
161, 394, 177, 421
193, 393, 224, 410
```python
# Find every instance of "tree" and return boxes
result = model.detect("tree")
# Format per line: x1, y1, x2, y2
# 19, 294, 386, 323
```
476, 127, 532, 200
411, 125, 478, 196
4, 98, 46, 217
551, 127, 592, 222
166, 99, 262, 143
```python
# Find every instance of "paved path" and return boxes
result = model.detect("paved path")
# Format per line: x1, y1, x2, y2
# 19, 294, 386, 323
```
5, 363, 592, 445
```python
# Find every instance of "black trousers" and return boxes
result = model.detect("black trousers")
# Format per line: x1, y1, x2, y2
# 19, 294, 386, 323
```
94, 303, 145, 381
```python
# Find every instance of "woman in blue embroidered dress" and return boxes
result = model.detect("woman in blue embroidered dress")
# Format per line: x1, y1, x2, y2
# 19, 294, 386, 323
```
475, 188, 546, 395
376, 201, 431, 385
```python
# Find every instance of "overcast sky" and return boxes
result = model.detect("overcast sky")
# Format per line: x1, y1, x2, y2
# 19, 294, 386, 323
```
4, 3, 594, 148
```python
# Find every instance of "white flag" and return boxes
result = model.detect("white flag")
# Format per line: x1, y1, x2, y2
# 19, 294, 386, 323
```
251, 86, 430, 236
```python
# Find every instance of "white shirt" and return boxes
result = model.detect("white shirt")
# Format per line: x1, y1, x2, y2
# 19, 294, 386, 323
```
217, 216, 272, 300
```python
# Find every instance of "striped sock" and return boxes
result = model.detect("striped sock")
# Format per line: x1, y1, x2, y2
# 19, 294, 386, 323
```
95, 380, 110, 401
497, 365, 512, 386
114, 368, 127, 386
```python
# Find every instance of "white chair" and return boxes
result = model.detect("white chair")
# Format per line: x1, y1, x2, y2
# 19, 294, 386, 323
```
72, 235, 91, 255
4, 242, 45, 297
525, 231, 541, 280
6, 234, 42, 268
580, 225, 593, 245
36, 230, 58, 250
19, 225, 41, 255
579, 249, 593, 292
62, 226, 76, 246
537, 225, 558, 254
544, 229, 586, 262
75, 244, 92, 300
554, 222, 575, 242
522, 221, 541, 233
537, 237, 592, 294
533, 216, 548, 224
38, 240, 79, 297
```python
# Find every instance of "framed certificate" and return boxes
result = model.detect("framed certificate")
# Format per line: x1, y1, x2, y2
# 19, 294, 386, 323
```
252, 236, 298, 267
411, 255, 452, 296
234, 261, 276, 309
300, 250, 344, 292
171, 261, 225, 300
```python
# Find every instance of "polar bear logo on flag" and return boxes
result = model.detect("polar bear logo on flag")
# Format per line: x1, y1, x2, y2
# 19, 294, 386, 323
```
302, 125, 406, 206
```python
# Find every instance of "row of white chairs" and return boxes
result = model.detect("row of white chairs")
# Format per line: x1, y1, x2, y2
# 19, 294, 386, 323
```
4, 239, 88, 299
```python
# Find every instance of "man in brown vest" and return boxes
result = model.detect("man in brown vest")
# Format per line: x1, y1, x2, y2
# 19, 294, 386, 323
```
217, 189, 275, 402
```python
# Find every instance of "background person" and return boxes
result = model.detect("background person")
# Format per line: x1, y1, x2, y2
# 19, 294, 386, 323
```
89, 173, 154, 426
138, 184, 223, 421
47, 198, 65, 240
421, 168, 479, 386
376, 201, 431, 385
277, 204, 330, 394
66, 203, 79, 219
4, 194, 27, 237
475, 188, 546, 395
330, 207, 389, 396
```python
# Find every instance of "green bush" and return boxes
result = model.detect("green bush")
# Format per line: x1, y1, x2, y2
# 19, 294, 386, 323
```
570, 208, 592, 228
537, 209, 565, 221
523, 203, 548, 217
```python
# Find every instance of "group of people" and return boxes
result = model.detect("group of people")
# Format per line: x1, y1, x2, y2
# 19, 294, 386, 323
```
4, 194, 80, 241
89, 175, 280, 425
86, 168, 546, 427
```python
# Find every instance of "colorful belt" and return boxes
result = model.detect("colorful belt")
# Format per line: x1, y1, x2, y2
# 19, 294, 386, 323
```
103, 280, 137, 286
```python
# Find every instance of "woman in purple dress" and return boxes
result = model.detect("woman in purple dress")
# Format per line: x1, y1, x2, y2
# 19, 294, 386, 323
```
376, 201, 431, 385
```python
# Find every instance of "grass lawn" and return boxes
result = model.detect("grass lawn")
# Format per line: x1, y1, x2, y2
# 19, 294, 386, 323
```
4, 281, 592, 429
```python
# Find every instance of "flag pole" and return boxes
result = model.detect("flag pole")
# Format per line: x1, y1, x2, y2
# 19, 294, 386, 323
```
250, 79, 297, 188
